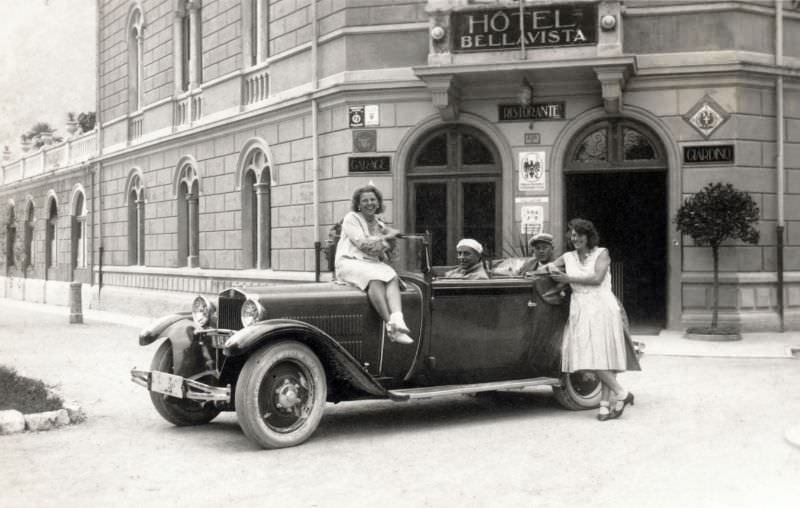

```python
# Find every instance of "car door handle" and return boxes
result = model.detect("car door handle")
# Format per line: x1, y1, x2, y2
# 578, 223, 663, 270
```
528, 300, 537, 308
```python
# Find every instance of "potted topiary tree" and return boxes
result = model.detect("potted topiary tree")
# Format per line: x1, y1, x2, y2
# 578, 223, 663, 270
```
674, 182, 760, 340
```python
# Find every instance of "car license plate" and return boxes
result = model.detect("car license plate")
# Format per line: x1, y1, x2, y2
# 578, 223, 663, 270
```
150, 371, 185, 398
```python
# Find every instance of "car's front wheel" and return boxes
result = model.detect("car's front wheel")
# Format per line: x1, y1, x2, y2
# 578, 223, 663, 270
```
235, 340, 327, 449
552, 370, 602, 410
149, 340, 221, 426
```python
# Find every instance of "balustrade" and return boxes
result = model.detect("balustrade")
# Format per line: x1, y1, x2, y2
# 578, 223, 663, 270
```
129, 114, 144, 142
0, 129, 97, 184
174, 92, 203, 128
243, 67, 270, 106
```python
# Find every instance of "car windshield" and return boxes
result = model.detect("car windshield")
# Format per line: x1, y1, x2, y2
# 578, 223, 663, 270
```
388, 235, 532, 279
387, 234, 429, 276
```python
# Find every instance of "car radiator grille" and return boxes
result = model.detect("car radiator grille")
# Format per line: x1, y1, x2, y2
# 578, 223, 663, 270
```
218, 296, 244, 330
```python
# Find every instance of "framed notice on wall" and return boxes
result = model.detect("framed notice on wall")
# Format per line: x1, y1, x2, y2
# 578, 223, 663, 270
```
518, 151, 546, 192
516, 197, 549, 236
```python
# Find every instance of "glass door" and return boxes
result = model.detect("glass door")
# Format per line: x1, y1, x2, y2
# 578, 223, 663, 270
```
407, 126, 501, 266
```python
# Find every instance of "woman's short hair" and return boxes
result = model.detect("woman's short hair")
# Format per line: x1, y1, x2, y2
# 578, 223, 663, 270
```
567, 218, 600, 249
351, 184, 385, 213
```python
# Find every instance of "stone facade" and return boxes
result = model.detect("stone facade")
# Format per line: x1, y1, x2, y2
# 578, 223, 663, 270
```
2, 0, 800, 332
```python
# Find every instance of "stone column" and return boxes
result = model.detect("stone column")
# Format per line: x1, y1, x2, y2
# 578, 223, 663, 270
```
188, 1, 201, 89
137, 31, 144, 109
172, 10, 184, 93
256, 0, 266, 63
255, 182, 270, 269
136, 199, 145, 265
187, 193, 199, 267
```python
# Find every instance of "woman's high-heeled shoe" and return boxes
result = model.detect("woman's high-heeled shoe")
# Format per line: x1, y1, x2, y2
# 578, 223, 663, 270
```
610, 392, 635, 419
596, 402, 612, 421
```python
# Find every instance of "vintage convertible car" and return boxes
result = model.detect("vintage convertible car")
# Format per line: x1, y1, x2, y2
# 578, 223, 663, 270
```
131, 235, 609, 449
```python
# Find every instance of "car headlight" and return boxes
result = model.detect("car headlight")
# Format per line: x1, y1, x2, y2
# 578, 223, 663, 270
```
241, 298, 266, 327
192, 295, 216, 327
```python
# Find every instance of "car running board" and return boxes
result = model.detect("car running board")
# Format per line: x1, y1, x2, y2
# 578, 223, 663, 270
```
387, 377, 561, 401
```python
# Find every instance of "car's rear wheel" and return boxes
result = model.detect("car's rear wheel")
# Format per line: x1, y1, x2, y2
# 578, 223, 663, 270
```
235, 340, 327, 449
552, 370, 602, 410
149, 340, 221, 426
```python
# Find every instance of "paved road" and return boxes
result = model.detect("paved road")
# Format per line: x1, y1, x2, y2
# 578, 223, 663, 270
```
1, 303, 799, 508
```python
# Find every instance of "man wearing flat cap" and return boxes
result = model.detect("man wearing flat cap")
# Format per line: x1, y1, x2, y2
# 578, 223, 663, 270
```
444, 238, 489, 279
518, 232, 555, 275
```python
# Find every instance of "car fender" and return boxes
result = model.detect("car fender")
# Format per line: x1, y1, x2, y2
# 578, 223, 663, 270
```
139, 313, 206, 378
139, 312, 193, 346
224, 319, 389, 398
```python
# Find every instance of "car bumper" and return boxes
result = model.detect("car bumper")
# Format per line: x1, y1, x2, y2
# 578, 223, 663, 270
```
130, 369, 231, 403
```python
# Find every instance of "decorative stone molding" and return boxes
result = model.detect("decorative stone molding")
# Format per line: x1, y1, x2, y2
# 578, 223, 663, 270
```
683, 94, 730, 140
421, 74, 461, 121
594, 65, 629, 113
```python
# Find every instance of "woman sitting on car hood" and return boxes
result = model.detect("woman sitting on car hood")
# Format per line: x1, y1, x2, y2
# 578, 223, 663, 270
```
335, 184, 414, 345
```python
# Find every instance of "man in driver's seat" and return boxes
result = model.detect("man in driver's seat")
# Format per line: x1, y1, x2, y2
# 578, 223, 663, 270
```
443, 239, 489, 280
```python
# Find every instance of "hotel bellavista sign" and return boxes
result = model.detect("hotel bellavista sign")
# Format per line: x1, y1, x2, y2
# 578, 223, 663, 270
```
452, 3, 597, 52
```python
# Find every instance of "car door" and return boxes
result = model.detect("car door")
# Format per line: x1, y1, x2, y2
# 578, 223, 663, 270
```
427, 278, 536, 384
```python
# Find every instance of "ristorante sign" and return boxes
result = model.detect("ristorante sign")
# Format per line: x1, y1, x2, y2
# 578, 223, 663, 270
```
452, 3, 597, 52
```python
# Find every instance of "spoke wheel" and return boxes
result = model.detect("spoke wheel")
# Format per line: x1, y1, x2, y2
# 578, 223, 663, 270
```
235, 341, 327, 449
149, 341, 221, 426
552, 370, 602, 410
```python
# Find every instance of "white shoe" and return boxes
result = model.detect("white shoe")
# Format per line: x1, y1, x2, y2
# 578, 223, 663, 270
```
389, 312, 411, 334
390, 332, 414, 345
386, 322, 414, 345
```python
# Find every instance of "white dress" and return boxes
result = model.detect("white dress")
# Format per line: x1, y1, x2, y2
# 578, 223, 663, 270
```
561, 247, 627, 372
334, 211, 397, 290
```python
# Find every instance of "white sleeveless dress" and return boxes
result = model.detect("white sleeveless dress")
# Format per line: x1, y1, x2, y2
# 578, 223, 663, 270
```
561, 247, 627, 372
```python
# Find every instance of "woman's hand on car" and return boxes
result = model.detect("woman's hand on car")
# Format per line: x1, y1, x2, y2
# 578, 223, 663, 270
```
382, 227, 402, 240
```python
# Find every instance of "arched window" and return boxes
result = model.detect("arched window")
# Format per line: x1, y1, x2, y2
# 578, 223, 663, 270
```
240, 147, 271, 269
176, 162, 199, 267
46, 198, 58, 269
128, 173, 146, 265
24, 200, 35, 269
566, 119, 663, 170
174, 1, 202, 91
407, 125, 501, 265
5, 203, 15, 269
128, 6, 144, 111
71, 190, 88, 269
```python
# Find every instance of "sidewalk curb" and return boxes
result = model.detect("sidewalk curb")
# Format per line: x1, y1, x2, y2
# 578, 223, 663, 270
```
0, 398, 86, 436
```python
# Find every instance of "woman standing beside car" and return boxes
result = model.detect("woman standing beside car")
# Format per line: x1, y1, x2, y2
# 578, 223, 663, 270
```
335, 184, 414, 345
545, 218, 636, 421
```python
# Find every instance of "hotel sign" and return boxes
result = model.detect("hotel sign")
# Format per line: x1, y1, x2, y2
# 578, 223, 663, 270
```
452, 3, 597, 52
683, 144, 735, 165
499, 102, 565, 122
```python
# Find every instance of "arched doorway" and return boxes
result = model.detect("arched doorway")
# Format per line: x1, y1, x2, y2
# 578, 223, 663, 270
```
407, 125, 501, 266
564, 119, 668, 331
